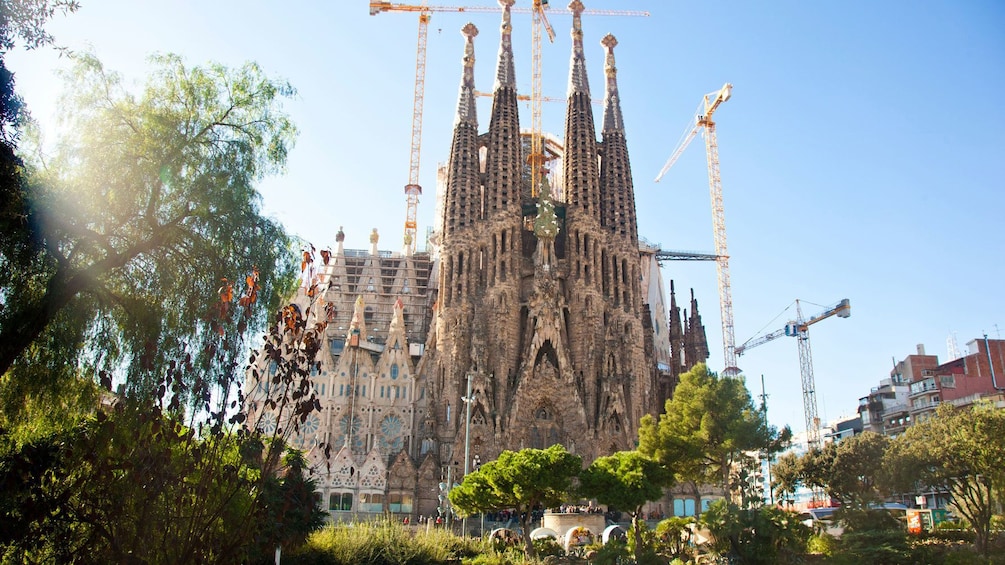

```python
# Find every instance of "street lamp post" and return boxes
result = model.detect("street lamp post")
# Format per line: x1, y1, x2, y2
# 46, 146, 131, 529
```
461, 372, 474, 535
473, 454, 483, 536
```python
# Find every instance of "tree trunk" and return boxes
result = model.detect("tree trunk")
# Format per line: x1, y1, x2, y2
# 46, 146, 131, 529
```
520, 509, 535, 558
632, 510, 644, 564
0, 268, 86, 376
0, 220, 180, 377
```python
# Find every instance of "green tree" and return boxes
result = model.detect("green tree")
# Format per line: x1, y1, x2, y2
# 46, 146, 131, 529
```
774, 431, 891, 511
0, 400, 324, 563
820, 431, 890, 509
0, 51, 299, 421
449, 445, 581, 558
638, 363, 790, 506
885, 402, 1005, 556
770, 451, 803, 504
0, 0, 79, 52
0, 270, 331, 562
579, 450, 672, 564
1, 1, 80, 397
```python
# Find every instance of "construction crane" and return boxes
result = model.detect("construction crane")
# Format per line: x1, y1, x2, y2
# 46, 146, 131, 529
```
735, 298, 851, 450
370, 1, 507, 255
527, 0, 555, 198
653, 249, 719, 263
654, 83, 737, 375
371, 2, 648, 247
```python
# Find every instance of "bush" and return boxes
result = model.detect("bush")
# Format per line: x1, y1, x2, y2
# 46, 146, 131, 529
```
834, 507, 902, 534
532, 537, 564, 558
700, 500, 810, 565
655, 516, 696, 562
834, 530, 911, 565
805, 533, 836, 556
589, 539, 629, 565
287, 521, 487, 565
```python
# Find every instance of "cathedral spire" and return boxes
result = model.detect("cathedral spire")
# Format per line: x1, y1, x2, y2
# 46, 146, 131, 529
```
685, 288, 710, 366
566, 0, 590, 98
455, 23, 479, 127
601, 34, 624, 134
563, 0, 600, 221
494, 0, 516, 91
598, 32, 637, 243
443, 23, 482, 236
483, 0, 522, 222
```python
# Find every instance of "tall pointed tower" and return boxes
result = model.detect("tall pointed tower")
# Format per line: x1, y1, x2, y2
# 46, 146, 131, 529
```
424, 1, 657, 467
248, 0, 680, 522
685, 288, 711, 367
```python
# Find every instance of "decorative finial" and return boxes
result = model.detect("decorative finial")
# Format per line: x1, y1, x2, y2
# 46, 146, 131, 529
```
602, 33, 618, 53
494, 0, 516, 89
567, 0, 590, 97
462, 23, 478, 71
456, 23, 479, 126
569, 0, 585, 41
602, 33, 624, 133
499, 0, 515, 31
462, 22, 478, 42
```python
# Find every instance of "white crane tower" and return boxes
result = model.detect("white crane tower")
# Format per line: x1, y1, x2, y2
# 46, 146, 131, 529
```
735, 298, 851, 450
655, 83, 738, 376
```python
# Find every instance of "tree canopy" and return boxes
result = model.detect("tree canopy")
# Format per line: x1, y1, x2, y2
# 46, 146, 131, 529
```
638, 363, 790, 502
773, 431, 891, 510
0, 398, 324, 563
0, 0, 79, 52
0, 51, 300, 423
885, 402, 1005, 556
449, 445, 581, 558
579, 450, 672, 563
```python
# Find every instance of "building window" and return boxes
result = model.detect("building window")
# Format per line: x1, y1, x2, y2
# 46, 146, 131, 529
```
359, 493, 384, 513
673, 498, 696, 517
329, 492, 353, 512
391, 364, 399, 380
388, 493, 414, 513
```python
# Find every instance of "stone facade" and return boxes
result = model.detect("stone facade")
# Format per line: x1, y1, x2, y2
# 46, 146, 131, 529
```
245, 2, 711, 521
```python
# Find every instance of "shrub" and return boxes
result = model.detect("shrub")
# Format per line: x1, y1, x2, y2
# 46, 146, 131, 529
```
654, 516, 696, 562
805, 533, 836, 556
590, 539, 629, 565
835, 530, 911, 565
532, 537, 564, 558
700, 500, 810, 565
287, 521, 486, 565
835, 507, 902, 534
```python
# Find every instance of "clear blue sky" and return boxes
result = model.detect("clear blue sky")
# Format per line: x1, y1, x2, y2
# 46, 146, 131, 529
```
8, 0, 1004, 433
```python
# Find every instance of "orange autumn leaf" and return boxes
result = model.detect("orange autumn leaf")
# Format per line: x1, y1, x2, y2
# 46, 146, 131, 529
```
218, 279, 234, 303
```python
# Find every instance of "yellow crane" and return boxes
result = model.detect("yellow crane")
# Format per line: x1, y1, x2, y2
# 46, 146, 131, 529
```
527, 0, 555, 197
735, 298, 851, 450
370, 1, 648, 244
655, 83, 738, 375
